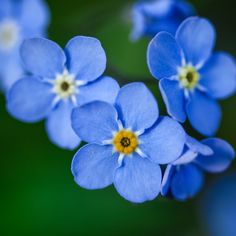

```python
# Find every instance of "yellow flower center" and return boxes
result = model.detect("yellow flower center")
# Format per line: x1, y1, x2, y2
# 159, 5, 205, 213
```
179, 66, 200, 89
113, 130, 138, 155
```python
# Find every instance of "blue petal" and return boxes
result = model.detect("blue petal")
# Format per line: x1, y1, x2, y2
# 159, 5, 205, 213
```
199, 52, 236, 99
0, 55, 24, 92
140, 0, 175, 18
46, 101, 81, 150
195, 138, 235, 173
176, 17, 215, 66
131, 0, 174, 40
72, 101, 119, 143
131, 0, 195, 40
65, 36, 106, 82
18, 0, 50, 36
115, 82, 159, 131
161, 164, 175, 196
139, 116, 185, 164
171, 164, 204, 201
114, 153, 162, 203
172, 150, 198, 166
7, 77, 54, 122
186, 91, 221, 136
147, 32, 183, 80
130, 4, 145, 41
186, 135, 213, 155
159, 78, 186, 122
21, 38, 66, 78
175, 0, 196, 17
0, 0, 13, 19
72, 144, 119, 190
77, 76, 120, 107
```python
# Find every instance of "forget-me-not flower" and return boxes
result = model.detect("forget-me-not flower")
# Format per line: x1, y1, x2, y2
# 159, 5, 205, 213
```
0, 0, 49, 91
161, 135, 235, 201
147, 17, 236, 136
131, 0, 195, 41
71, 82, 186, 203
7, 36, 120, 150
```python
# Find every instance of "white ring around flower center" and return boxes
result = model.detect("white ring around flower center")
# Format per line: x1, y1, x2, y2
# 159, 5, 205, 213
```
50, 69, 85, 106
178, 65, 200, 89
0, 20, 19, 51
52, 70, 77, 99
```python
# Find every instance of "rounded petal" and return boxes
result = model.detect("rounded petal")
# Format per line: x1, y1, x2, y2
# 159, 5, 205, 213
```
147, 32, 183, 80
115, 82, 159, 131
161, 164, 175, 196
171, 164, 204, 201
139, 116, 186, 164
77, 76, 120, 106
0, 0, 13, 19
72, 144, 119, 190
186, 91, 221, 136
7, 77, 54, 122
21, 38, 66, 78
46, 101, 81, 150
200, 52, 236, 99
114, 154, 162, 203
130, 4, 145, 41
159, 78, 186, 122
18, 0, 50, 35
186, 135, 213, 156
176, 17, 215, 66
195, 138, 235, 173
172, 150, 197, 166
0, 55, 24, 92
71, 101, 119, 143
65, 36, 106, 82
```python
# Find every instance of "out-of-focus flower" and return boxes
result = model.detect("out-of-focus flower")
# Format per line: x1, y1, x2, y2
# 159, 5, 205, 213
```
161, 136, 235, 201
7, 36, 120, 150
71, 82, 185, 203
200, 174, 236, 236
130, 0, 195, 41
148, 17, 236, 136
0, 0, 50, 92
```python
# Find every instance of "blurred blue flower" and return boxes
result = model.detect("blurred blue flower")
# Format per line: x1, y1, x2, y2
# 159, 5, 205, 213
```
200, 174, 236, 236
148, 17, 236, 136
130, 0, 195, 41
161, 135, 235, 201
7, 36, 120, 150
71, 82, 186, 203
0, 0, 50, 92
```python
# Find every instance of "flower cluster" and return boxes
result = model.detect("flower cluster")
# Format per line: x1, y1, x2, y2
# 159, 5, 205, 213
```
2, 0, 236, 203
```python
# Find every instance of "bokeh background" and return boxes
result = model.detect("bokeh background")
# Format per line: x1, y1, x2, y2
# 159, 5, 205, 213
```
1, 0, 236, 235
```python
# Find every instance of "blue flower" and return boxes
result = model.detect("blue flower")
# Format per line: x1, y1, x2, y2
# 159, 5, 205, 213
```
161, 135, 235, 201
131, 0, 195, 41
7, 36, 120, 150
0, 0, 50, 92
147, 17, 236, 136
71, 82, 186, 203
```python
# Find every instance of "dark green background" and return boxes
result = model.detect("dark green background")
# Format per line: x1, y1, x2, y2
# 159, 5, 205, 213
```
1, 0, 236, 235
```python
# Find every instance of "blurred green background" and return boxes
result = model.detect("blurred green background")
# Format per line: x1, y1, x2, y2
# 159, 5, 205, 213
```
1, 0, 236, 235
